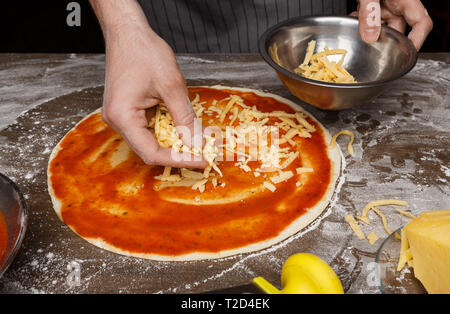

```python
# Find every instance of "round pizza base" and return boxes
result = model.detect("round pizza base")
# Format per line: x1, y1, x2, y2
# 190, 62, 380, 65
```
48, 85, 342, 261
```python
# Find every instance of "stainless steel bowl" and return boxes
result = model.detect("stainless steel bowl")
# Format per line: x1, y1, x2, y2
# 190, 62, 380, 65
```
0, 173, 27, 278
259, 16, 418, 110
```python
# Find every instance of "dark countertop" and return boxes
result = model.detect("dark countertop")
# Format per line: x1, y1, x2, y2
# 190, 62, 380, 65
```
0, 53, 448, 294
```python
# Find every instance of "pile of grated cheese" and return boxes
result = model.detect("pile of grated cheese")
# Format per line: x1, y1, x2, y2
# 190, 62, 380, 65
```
148, 92, 317, 194
294, 40, 357, 83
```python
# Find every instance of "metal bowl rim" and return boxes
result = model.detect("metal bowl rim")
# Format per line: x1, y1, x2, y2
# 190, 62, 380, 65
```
258, 15, 418, 89
0, 172, 28, 278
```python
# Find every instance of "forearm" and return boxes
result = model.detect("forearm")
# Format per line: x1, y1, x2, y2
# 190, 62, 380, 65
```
88, 0, 151, 41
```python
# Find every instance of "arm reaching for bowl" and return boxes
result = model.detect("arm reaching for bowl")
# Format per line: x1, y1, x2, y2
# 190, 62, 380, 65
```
89, 0, 207, 168
352, 0, 433, 50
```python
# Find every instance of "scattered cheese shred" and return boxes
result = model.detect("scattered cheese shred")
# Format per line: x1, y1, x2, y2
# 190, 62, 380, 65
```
219, 95, 241, 123
268, 42, 283, 67
154, 167, 182, 182
329, 130, 355, 156
345, 215, 365, 240
360, 199, 409, 221
181, 168, 204, 180
154, 178, 200, 190
239, 164, 251, 172
296, 167, 314, 174
163, 166, 171, 176
357, 215, 370, 225
356, 200, 409, 237
367, 231, 380, 245
295, 112, 316, 132
192, 179, 208, 192
270, 171, 294, 184
347, 199, 411, 245
280, 152, 299, 169
157, 174, 181, 182
263, 181, 277, 192
371, 207, 392, 235
395, 208, 416, 219
202, 166, 212, 179
229, 106, 239, 126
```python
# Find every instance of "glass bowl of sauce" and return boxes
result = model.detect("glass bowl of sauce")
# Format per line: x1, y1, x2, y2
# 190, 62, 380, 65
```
0, 173, 27, 278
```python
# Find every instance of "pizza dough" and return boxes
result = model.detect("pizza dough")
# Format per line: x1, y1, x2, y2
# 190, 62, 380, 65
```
47, 86, 342, 261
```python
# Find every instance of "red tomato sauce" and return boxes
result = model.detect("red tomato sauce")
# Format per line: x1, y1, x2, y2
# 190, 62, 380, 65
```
49, 87, 332, 256
0, 211, 7, 260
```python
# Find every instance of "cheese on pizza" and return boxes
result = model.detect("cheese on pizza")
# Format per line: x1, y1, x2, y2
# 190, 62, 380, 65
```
148, 91, 320, 193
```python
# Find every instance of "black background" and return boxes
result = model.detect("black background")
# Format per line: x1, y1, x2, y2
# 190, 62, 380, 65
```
0, 0, 449, 53
1, 0, 104, 53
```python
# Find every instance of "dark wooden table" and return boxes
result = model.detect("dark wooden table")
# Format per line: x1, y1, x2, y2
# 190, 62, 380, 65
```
0, 53, 448, 294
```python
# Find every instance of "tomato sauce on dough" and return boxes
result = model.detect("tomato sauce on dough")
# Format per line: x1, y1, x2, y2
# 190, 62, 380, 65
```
49, 87, 332, 257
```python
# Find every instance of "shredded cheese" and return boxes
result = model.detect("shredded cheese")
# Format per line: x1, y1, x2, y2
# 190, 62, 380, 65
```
367, 231, 380, 245
192, 179, 208, 192
280, 152, 299, 169
163, 166, 171, 176
329, 130, 355, 156
219, 95, 241, 123
347, 199, 412, 245
263, 181, 277, 192
296, 167, 314, 174
148, 102, 221, 192
295, 112, 316, 132
356, 200, 409, 237
345, 215, 365, 240
360, 200, 409, 222
368, 207, 393, 235
270, 171, 294, 184
293, 40, 356, 83
148, 91, 327, 197
180, 168, 204, 180
202, 166, 212, 179
395, 208, 416, 219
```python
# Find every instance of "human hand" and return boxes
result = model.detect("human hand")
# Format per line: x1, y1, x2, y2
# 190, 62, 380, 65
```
101, 23, 207, 168
351, 0, 433, 50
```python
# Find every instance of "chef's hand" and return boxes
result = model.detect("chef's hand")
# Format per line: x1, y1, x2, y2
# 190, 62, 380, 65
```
352, 0, 433, 50
89, 0, 207, 168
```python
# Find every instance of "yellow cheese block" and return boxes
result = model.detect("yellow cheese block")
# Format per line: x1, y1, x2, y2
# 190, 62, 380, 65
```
405, 210, 450, 294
